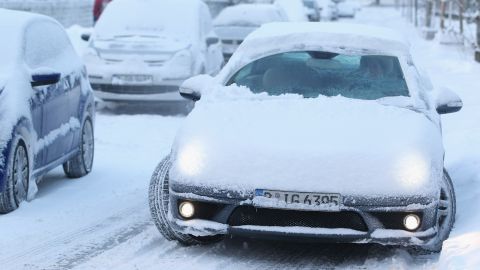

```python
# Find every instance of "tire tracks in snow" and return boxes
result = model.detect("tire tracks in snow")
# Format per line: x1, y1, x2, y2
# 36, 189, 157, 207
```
0, 203, 151, 270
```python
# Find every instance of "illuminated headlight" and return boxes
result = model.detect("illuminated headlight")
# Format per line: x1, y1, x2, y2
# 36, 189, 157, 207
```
393, 152, 430, 189
179, 201, 195, 219
177, 140, 206, 177
404, 214, 421, 231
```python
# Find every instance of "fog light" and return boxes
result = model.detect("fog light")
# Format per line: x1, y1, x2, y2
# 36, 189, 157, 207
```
404, 214, 421, 231
179, 202, 195, 219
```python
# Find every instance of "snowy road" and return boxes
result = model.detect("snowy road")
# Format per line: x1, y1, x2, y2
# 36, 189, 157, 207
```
1, 6, 479, 270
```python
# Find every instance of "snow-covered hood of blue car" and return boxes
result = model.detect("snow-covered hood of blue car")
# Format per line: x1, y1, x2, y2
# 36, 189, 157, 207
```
170, 95, 443, 198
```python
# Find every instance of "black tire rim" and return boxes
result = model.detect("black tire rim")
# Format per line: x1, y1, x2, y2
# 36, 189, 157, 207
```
437, 175, 454, 240
13, 144, 29, 205
82, 120, 94, 172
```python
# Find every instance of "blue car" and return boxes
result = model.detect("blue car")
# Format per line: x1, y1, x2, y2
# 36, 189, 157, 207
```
0, 10, 95, 214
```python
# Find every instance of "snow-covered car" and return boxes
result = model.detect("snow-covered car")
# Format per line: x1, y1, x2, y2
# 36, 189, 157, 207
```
0, 10, 95, 214
149, 22, 463, 253
317, 0, 339, 21
213, 4, 288, 61
336, 0, 356, 18
84, 0, 223, 103
275, 0, 309, 22
303, 0, 321, 21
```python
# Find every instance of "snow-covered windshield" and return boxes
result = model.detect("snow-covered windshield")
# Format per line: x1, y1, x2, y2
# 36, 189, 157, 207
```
214, 5, 285, 27
228, 51, 409, 100
94, 1, 198, 41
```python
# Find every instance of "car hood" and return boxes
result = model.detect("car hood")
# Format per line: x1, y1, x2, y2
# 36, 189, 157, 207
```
170, 96, 443, 198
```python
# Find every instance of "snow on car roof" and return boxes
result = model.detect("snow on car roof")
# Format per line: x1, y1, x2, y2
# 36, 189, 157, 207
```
247, 22, 410, 53
213, 4, 285, 27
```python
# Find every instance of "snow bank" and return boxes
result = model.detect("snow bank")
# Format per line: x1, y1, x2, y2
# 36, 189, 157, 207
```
170, 86, 443, 197
213, 4, 286, 27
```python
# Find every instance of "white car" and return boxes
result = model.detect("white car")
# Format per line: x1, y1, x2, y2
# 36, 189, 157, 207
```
83, 0, 223, 103
149, 22, 462, 253
213, 4, 288, 60
337, 0, 356, 18
317, 0, 339, 21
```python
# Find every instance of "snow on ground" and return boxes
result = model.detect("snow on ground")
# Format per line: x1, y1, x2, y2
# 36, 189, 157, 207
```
0, 6, 479, 270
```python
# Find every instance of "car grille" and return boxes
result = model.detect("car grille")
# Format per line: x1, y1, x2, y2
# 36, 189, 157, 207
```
228, 206, 368, 232
92, 84, 178, 95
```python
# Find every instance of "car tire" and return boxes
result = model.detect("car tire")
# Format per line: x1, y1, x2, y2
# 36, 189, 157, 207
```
410, 169, 456, 255
63, 118, 94, 178
149, 156, 224, 246
0, 141, 29, 214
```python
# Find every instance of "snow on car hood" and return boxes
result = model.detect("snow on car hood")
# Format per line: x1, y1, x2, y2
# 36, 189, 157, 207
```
93, 36, 190, 58
170, 95, 443, 197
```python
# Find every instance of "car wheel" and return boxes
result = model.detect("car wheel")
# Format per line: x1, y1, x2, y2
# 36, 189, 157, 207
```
410, 169, 456, 254
149, 157, 224, 246
63, 118, 94, 178
0, 141, 29, 214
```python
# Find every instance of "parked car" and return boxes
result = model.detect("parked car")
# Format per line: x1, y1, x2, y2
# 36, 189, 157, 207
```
275, 0, 309, 22
316, 0, 339, 21
94, 0, 112, 22
0, 9, 95, 214
149, 22, 462, 253
303, 0, 321, 21
213, 4, 288, 61
84, 0, 223, 103
337, 0, 356, 18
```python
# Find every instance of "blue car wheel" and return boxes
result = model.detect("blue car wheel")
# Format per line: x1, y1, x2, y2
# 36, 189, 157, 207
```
63, 118, 94, 178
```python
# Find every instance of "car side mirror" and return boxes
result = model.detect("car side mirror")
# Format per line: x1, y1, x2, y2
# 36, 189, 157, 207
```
206, 36, 219, 47
179, 75, 215, 101
31, 69, 61, 87
435, 87, 463, 114
81, 33, 91, 42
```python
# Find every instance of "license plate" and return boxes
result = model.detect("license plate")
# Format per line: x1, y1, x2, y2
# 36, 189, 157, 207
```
255, 189, 341, 211
112, 74, 153, 85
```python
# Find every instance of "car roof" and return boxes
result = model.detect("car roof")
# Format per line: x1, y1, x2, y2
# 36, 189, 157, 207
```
0, 9, 56, 68
245, 22, 410, 55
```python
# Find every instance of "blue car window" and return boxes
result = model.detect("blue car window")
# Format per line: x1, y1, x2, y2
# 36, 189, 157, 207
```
228, 51, 409, 100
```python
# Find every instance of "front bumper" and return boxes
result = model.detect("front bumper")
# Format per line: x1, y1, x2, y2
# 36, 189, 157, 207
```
86, 60, 189, 102
168, 184, 439, 246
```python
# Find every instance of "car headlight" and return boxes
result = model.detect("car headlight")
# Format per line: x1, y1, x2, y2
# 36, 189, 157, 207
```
393, 152, 430, 189
83, 46, 100, 62
177, 140, 206, 177
164, 50, 193, 80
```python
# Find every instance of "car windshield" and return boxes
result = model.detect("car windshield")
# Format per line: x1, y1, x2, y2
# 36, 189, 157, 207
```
95, 1, 197, 41
228, 51, 409, 100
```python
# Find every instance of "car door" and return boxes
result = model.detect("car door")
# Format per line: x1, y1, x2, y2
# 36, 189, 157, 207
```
24, 21, 80, 165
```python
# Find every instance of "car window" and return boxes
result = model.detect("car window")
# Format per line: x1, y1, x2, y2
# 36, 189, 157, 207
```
24, 21, 77, 71
227, 51, 410, 100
